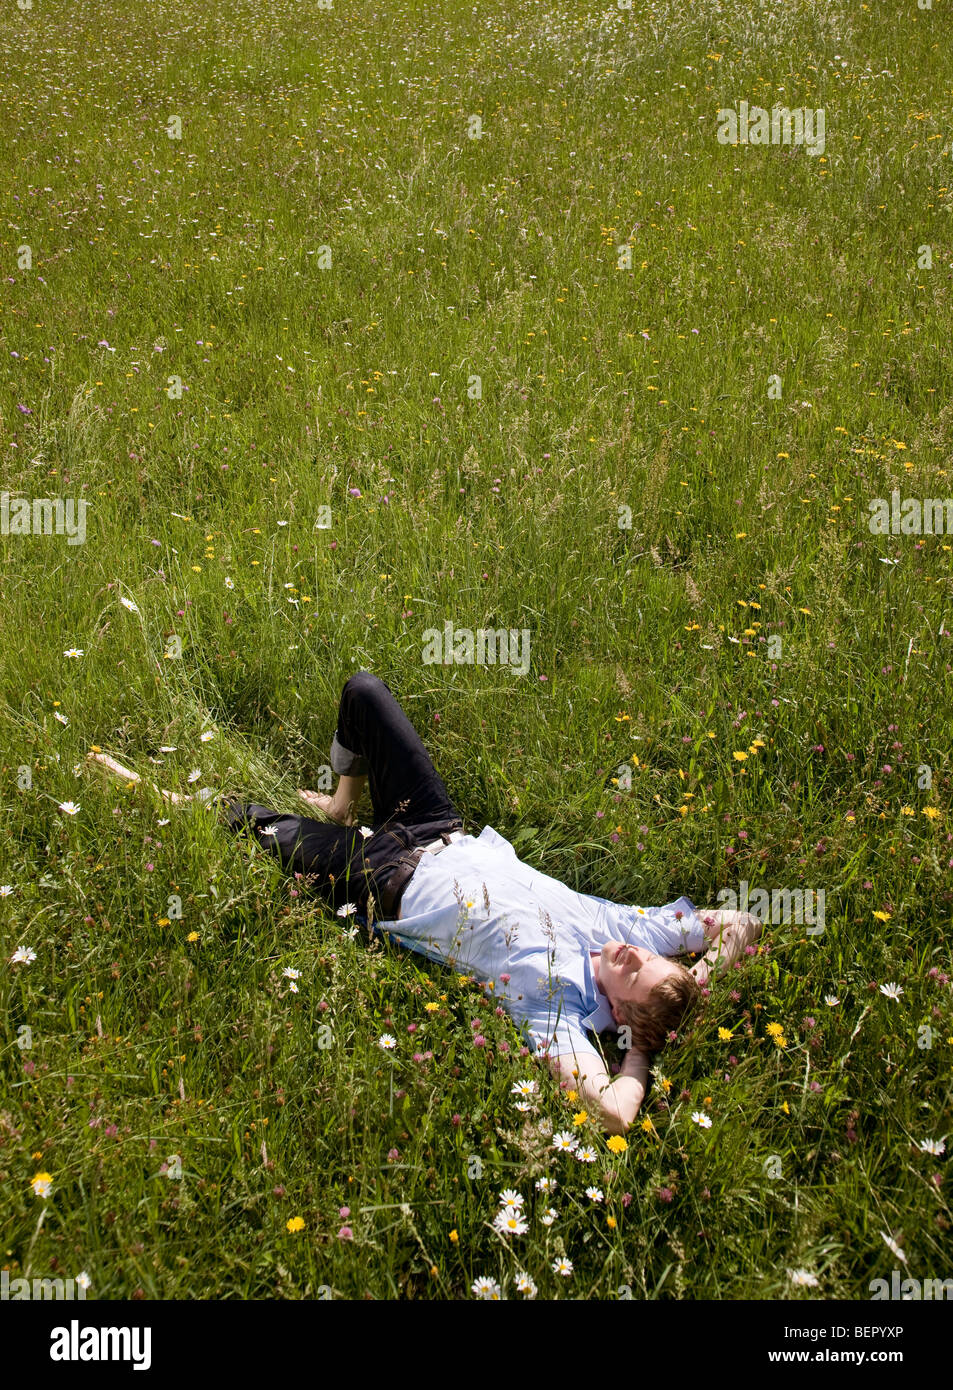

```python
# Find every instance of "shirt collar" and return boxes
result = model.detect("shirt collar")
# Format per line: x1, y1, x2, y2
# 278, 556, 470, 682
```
581, 951, 616, 1034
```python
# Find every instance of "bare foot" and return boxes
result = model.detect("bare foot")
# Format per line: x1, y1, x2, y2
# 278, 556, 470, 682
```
298, 788, 354, 825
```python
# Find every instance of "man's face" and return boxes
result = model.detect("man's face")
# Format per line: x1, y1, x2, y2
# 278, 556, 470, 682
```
599, 941, 680, 1024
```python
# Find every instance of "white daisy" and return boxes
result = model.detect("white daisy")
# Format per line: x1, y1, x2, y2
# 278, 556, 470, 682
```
0, 884, 14, 896
552, 1257, 573, 1276
540, 1208, 557, 1226
498, 1189, 524, 1209
63, 648, 84, 658
31, 1173, 53, 1198
359, 826, 373, 839
585, 1186, 604, 1203
692, 1111, 713, 1129
224, 577, 234, 590
788, 1268, 819, 1287
535, 1176, 556, 1193
378, 1034, 396, 1050
76, 1271, 91, 1291
158, 818, 170, 827
58, 801, 80, 816
511, 1079, 538, 1097
471, 1276, 502, 1300
282, 967, 301, 980
287, 981, 299, 994
879, 982, 903, 1001
54, 712, 69, 725
10, 945, 36, 965
575, 1145, 597, 1163
880, 1231, 907, 1264
514, 1100, 533, 1113
159, 746, 177, 753
824, 995, 840, 1006
515, 1272, 537, 1298
337, 903, 358, 917
918, 1138, 945, 1156
259, 824, 279, 837
119, 596, 139, 613
200, 730, 215, 743
493, 1210, 528, 1236
552, 1131, 578, 1153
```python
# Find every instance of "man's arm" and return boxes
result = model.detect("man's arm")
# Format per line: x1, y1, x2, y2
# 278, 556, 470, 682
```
86, 752, 190, 804
690, 909, 762, 985
549, 1046, 651, 1136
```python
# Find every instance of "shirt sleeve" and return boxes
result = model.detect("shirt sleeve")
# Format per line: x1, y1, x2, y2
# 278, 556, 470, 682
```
520, 999, 601, 1064
629, 897, 707, 957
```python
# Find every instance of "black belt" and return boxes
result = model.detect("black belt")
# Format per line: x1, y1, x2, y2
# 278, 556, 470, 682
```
377, 847, 425, 920
376, 830, 463, 920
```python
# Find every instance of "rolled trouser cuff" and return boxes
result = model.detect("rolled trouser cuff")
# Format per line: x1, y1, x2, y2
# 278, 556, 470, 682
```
330, 732, 368, 777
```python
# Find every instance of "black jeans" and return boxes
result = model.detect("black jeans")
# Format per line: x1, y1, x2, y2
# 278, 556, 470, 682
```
224, 672, 464, 916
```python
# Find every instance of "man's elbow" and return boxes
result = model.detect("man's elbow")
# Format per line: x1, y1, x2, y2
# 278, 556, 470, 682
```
601, 1096, 640, 1136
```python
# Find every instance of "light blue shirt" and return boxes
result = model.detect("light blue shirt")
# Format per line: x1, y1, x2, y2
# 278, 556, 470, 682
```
374, 826, 705, 1063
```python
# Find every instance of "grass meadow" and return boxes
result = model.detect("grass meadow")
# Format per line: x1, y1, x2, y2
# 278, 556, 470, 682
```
0, 0, 951, 1301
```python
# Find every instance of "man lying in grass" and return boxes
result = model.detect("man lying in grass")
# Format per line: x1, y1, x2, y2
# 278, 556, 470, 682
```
90, 672, 762, 1134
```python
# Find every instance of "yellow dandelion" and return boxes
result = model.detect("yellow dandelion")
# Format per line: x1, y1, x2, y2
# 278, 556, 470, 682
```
607, 1215, 618, 1229
449, 1229, 459, 1244
873, 910, 891, 922
286, 1216, 305, 1233
732, 751, 748, 762
607, 1134, 628, 1154
572, 1111, 588, 1127
718, 1027, 733, 1041
424, 1002, 439, 1013
923, 806, 941, 820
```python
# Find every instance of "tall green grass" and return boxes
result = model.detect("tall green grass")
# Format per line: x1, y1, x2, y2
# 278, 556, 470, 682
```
0, 0, 950, 1298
